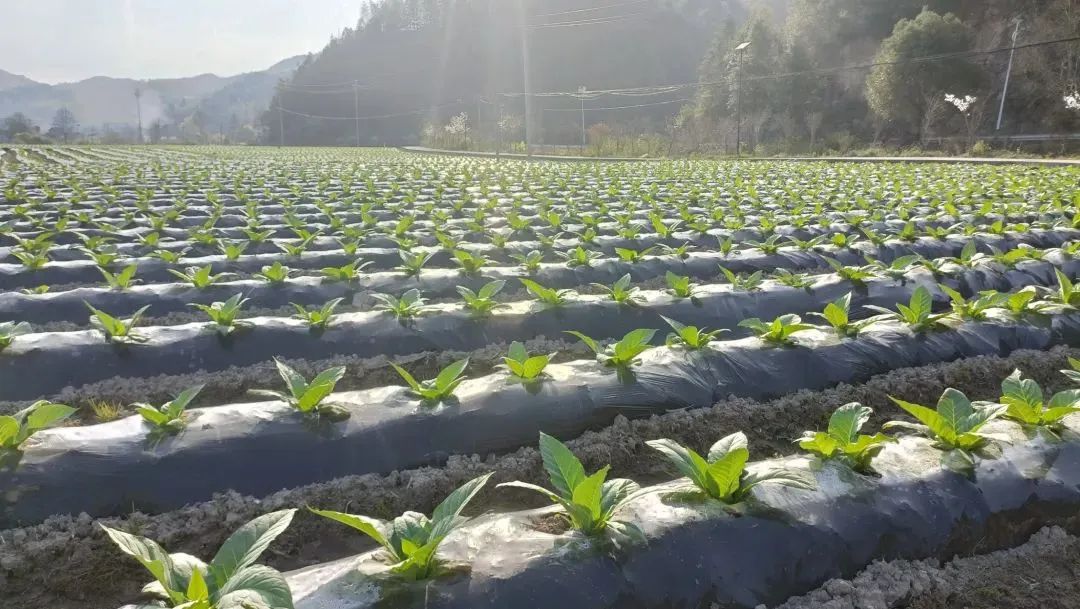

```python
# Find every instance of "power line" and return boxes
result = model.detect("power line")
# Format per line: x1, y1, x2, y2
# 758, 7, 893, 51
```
275, 100, 469, 122
542, 97, 690, 111
528, 10, 653, 29
532, 0, 652, 19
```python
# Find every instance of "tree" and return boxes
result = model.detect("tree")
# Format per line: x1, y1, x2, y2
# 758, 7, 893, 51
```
1, 112, 35, 142
865, 9, 985, 141
48, 108, 79, 143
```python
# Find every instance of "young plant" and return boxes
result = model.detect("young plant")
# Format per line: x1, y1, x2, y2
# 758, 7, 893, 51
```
592, 273, 642, 306
647, 432, 813, 504
1001, 286, 1053, 320
291, 298, 343, 330
520, 278, 573, 307
614, 246, 655, 264
939, 285, 1008, 321
824, 257, 877, 286
566, 328, 656, 368
885, 388, 1008, 472
134, 385, 204, 434
797, 403, 893, 473
1047, 269, 1080, 309
100, 509, 296, 609
501, 341, 555, 382
457, 280, 507, 317
255, 261, 291, 284
192, 294, 251, 336
558, 245, 599, 268
0, 321, 32, 352
310, 473, 492, 581
864, 286, 949, 333
0, 401, 76, 450
452, 249, 488, 275
99, 264, 139, 290
811, 292, 878, 338
512, 249, 544, 274
665, 272, 699, 299
167, 265, 233, 290
251, 359, 349, 420
772, 269, 815, 289
372, 289, 426, 320
738, 314, 815, 346
498, 433, 645, 543
396, 250, 433, 277
390, 358, 469, 403
719, 266, 764, 292
662, 316, 726, 350
217, 240, 248, 261
86, 303, 150, 344
998, 369, 1080, 434
321, 259, 372, 282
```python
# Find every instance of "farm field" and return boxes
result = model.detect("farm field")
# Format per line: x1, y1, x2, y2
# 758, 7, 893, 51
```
2, 145, 1080, 609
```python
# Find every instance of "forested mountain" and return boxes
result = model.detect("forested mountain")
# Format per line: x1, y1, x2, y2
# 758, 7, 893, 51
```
266, 0, 1080, 152
265, 0, 785, 146
0, 56, 304, 142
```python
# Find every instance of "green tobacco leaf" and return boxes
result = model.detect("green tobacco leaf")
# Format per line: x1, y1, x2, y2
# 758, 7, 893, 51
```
100, 525, 179, 597
539, 432, 585, 498
209, 509, 297, 585
24, 402, 76, 432
828, 403, 871, 443
273, 359, 308, 399
0, 416, 21, 447
429, 473, 492, 540
646, 439, 714, 496
308, 508, 389, 548
435, 359, 469, 390
522, 355, 550, 379
215, 565, 294, 609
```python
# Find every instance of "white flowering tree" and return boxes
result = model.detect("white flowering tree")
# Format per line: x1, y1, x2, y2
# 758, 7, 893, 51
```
944, 92, 985, 149
1066, 91, 1080, 111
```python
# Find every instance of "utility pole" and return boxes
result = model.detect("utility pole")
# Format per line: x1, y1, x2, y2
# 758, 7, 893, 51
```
134, 88, 143, 144
519, 0, 533, 156
353, 81, 361, 147
276, 84, 285, 147
734, 41, 750, 158
578, 86, 587, 149
996, 19, 1022, 131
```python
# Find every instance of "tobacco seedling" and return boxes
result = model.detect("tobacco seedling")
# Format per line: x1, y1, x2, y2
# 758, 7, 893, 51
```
662, 316, 726, 350
812, 292, 878, 338
521, 278, 573, 307
719, 266, 764, 292
393, 250, 431, 277
558, 245, 599, 268
499, 433, 646, 543
217, 240, 248, 261
452, 249, 488, 275
665, 272, 699, 298
192, 294, 251, 336
1047, 269, 1080, 309
615, 247, 655, 264
797, 403, 893, 473
647, 432, 813, 504
135, 385, 204, 434
87, 303, 150, 344
100, 509, 296, 609
168, 265, 233, 290
311, 473, 492, 581
824, 257, 876, 286
0, 321, 32, 352
738, 314, 814, 346
251, 359, 350, 420
592, 273, 642, 306
772, 269, 814, 289
502, 341, 555, 381
566, 328, 656, 368
864, 286, 949, 333
390, 358, 469, 403
276, 233, 318, 257
998, 369, 1080, 434
11, 250, 48, 269
99, 264, 139, 290
321, 259, 372, 282
253, 261, 290, 285
372, 289, 426, 320
865, 254, 918, 282
150, 247, 189, 264
939, 285, 1008, 321
885, 388, 1008, 472
0, 401, 76, 450
291, 298, 343, 330
457, 280, 506, 317
1001, 286, 1053, 320
512, 249, 544, 274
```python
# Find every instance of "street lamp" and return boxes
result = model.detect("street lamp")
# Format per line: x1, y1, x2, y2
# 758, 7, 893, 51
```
734, 41, 750, 158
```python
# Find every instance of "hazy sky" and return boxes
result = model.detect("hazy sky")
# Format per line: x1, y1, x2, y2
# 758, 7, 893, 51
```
1, 0, 372, 84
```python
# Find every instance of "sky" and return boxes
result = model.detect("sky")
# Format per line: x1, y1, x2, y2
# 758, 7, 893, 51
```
0, 0, 373, 84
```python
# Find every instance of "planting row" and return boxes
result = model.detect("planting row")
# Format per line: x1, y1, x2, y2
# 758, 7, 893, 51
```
102, 367, 1080, 609
5, 284, 1080, 526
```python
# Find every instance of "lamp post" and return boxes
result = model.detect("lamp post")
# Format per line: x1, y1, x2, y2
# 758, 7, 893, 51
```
734, 41, 750, 158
